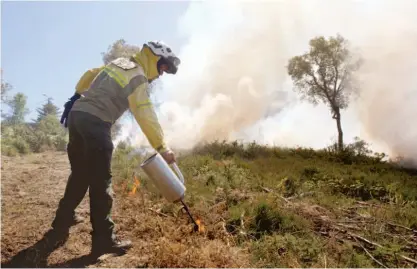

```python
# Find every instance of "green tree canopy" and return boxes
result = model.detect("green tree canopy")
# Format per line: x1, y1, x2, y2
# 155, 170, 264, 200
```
1, 70, 13, 120
287, 34, 362, 151
35, 96, 60, 123
101, 39, 141, 65
1, 77, 12, 103
4, 92, 30, 125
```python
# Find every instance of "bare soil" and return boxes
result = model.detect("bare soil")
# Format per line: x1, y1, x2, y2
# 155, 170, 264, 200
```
1, 152, 248, 268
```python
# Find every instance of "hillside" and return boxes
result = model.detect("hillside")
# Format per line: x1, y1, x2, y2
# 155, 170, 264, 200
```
1, 141, 417, 268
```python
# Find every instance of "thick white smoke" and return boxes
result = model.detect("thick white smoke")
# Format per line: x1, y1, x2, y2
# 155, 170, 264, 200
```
356, 29, 417, 166
118, 0, 417, 165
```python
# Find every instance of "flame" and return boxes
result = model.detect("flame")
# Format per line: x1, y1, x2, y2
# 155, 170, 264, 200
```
129, 175, 140, 195
195, 219, 205, 233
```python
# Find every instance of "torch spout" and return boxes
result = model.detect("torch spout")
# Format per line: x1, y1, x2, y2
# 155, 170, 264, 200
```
180, 199, 199, 232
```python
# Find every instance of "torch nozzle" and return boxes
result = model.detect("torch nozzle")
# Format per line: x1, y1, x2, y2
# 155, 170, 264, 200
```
180, 199, 199, 232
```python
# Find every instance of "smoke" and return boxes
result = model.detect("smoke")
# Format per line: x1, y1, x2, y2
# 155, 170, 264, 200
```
118, 0, 417, 165
355, 24, 417, 167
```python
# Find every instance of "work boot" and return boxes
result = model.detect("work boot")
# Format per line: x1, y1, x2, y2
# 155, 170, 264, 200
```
42, 228, 70, 249
91, 235, 132, 257
51, 214, 84, 232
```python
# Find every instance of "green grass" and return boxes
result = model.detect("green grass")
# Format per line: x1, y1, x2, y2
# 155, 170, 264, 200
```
110, 140, 417, 267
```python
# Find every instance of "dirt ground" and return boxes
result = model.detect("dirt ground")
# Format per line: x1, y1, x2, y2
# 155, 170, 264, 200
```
1, 152, 248, 268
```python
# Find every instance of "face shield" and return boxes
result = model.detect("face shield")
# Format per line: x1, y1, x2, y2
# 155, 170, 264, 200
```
157, 55, 181, 75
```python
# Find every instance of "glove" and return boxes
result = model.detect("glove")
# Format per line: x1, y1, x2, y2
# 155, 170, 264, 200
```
160, 149, 176, 164
60, 93, 81, 127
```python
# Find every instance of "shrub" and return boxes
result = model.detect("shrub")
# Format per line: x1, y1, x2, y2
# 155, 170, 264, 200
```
13, 138, 30, 154
251, 233, 323, 267
1, 144, 18, 157
247, 200, 311, 238
192, 140, 279, 160
111, 140, 144, 182
1, 115, 68, 155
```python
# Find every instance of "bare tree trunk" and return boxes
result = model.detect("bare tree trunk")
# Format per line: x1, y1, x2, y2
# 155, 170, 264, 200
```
334, 107, 344, 151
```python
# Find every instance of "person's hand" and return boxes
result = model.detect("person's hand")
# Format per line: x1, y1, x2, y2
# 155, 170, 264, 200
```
60, 93, 81, 127
161, 149, 176, 164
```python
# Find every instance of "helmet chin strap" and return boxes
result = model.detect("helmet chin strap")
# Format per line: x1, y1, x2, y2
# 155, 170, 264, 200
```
157, 57, 166, 73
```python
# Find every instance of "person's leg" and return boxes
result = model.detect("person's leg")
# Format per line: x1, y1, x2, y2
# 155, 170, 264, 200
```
51, 111, 89, 231
88, 142, 115, 239
76, 112, 131, 256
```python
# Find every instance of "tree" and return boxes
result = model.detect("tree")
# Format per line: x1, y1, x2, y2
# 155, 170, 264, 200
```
35, 96, 60, 123
1, 82, 13, 120
5, 92, 30, 125
34, 114, 68, 152
101, 39, 141, 65
287, 34, 362, 151
1, 70, 13, 120
1, 78, 12, 103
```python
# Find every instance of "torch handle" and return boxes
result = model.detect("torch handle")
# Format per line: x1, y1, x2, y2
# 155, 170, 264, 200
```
171, 162, 185, 184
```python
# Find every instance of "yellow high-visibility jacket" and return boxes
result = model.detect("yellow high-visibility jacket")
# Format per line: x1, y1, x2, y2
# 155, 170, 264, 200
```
71, 47, 168, 153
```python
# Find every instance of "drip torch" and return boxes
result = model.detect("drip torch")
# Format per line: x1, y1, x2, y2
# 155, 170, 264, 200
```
140, 152, 199, 232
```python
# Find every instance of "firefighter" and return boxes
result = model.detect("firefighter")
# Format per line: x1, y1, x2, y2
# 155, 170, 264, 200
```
50, 41, 180, 257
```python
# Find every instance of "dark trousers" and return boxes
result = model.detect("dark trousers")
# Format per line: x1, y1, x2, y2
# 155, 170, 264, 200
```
52, 110, 115, 241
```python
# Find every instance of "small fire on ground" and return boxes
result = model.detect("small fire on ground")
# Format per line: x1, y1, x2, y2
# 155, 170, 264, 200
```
195, 218, 205, 233
129, 174, 140, 195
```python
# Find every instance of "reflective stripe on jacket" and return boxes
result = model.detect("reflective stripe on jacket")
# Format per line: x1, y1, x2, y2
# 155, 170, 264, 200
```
71, 57, 167, 152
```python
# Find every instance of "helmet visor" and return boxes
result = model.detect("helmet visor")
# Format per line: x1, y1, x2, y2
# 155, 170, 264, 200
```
164, 56, 181, 74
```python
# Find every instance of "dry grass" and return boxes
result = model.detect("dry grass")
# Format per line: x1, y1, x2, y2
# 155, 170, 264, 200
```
1, 152, 249, 268
1, 141, 417, 268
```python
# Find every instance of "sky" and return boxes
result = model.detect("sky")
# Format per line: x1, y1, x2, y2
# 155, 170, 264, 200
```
1, 0, 189, 121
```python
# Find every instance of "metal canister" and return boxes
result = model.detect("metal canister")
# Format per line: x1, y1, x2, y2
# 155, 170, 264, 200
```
140, 152, 186, 203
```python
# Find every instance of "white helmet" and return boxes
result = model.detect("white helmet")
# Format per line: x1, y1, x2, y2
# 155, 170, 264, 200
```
143, 40, 181, 74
